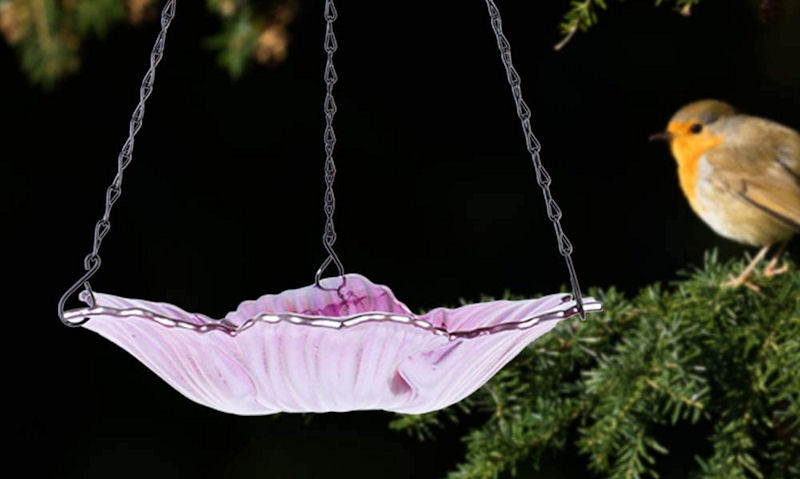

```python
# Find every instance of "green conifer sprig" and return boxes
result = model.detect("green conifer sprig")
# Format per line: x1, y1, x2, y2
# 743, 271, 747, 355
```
205, 5, 261, 79
556, 0, 702, 50
390, 251, 800, 479
2, 0, 730, 87
0, 0, 295, 87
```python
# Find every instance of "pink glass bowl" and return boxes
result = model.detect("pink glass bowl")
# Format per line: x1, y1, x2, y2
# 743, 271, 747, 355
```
63, 274, 600, 415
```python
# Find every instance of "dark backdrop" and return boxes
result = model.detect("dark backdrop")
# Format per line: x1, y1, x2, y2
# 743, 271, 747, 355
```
5, 1, 799, 478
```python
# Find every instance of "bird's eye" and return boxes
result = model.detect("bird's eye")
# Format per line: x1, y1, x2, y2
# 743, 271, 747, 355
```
690, 123, 703, 134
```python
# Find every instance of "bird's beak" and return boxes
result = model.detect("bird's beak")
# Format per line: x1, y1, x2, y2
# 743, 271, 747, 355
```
649, 131, 673, 142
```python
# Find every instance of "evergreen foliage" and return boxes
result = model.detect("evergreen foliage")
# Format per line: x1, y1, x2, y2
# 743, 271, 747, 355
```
0, 0, 296, 87
0, 0, 730, 87
391, 252, 799, 479
555, 0, 701, 49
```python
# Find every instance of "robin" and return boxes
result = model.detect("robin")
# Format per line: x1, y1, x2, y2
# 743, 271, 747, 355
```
650, 99, 800, 290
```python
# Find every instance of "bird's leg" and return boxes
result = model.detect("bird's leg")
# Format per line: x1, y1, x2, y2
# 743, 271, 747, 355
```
723, 245, 770, 291
763, 240, 790, 277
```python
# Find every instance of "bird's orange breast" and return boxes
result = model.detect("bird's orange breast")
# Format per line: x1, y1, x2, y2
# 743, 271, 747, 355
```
668, 122, 724, 213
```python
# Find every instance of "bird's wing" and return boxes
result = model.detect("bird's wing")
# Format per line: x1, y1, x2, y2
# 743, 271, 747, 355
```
706, 142, 800, 233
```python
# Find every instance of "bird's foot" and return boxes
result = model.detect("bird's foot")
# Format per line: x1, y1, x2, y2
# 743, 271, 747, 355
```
761, 240, 790, 278
721, 245, 769, 292
722, 274, 761, 293
742, 281, 762, 293
763, 262, 790, 278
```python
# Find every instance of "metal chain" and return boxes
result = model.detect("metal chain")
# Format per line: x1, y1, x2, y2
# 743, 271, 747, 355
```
58, 0, 177, 326
57, 0, 584, 319
484, 0, 585, 319
314, 0, 345, 288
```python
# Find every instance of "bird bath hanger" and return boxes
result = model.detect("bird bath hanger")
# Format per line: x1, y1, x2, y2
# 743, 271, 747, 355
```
58, 0, 601, 415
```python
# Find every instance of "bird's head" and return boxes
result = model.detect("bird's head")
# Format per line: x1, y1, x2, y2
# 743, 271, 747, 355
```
650, 99, 735, 164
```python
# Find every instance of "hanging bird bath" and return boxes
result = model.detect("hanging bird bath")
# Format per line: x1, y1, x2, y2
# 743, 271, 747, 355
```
58, 0, 601, 415
65, 275, 599, 414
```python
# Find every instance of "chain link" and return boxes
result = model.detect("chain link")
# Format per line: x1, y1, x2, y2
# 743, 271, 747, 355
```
314, 0, 346, 288
58, 0, 176, 326
484, 0, 585, 319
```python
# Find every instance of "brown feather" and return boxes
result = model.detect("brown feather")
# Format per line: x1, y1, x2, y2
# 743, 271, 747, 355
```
705, 117, 800, 233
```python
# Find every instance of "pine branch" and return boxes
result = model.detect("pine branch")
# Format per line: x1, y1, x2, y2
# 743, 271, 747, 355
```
0, 0, 297, 87
2, 0, 754, 86
556, 0, 703, 50
391, 251, 800, 479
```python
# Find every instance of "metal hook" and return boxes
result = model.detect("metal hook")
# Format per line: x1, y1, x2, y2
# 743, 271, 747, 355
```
314, 252, 346, 291
58, 256, 101, 327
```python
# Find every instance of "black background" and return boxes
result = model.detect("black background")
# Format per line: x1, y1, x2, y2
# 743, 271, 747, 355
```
4, 1, 799, 478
